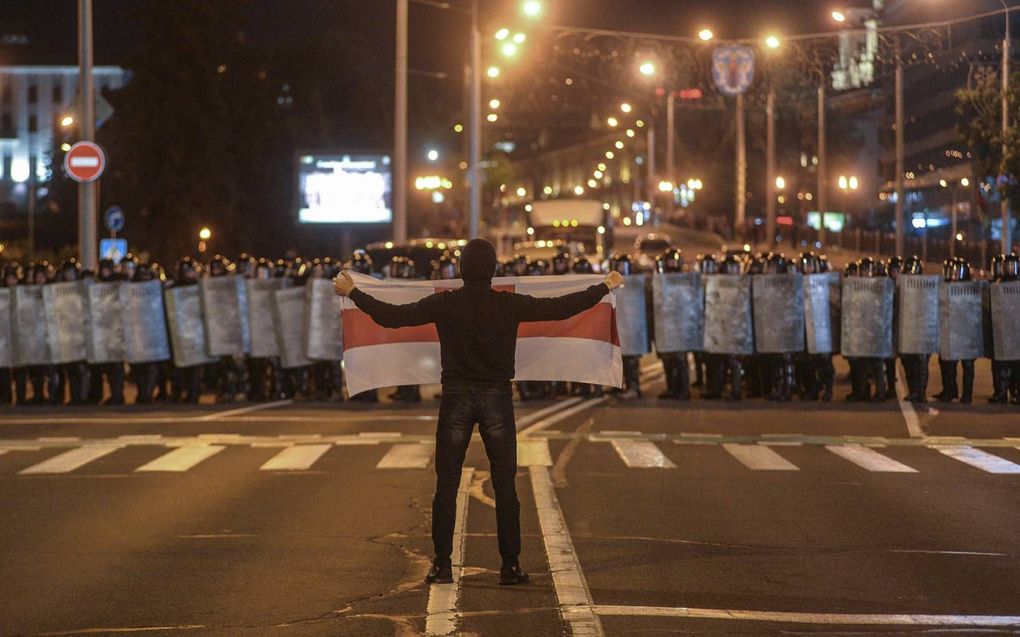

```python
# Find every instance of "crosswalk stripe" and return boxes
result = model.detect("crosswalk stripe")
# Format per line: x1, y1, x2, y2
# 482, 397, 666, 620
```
135, 445, 226, 472
518, 439, 553, 467
259, 444, 332, 471
826, 444, 918, 473
19, 445, 121, 474
376, 444, 433, 469
934, 446, 1020, 474
722, 444, 799, 471
611, 440, 675, 468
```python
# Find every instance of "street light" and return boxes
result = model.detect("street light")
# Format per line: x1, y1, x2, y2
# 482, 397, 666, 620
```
775, 176, 786, 190
501, 42, 518, 57
831, 10, 847, 23
523, 0, 541, 17
698, 28, 714, 41
765, 35, 781, 49
489, 98, 501, 109
199, 227, 211, 241
60, 115, 75, 128
512, 32, 526, 44
639, 61, 656, 76
486, 66, 500, 78
607, 116, 619, 127
620, 102, 633, 113
427, 149, 439, 161
495, 27, 510, 40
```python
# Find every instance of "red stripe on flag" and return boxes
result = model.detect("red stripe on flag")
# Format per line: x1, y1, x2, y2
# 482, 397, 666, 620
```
343, 300, 617, 349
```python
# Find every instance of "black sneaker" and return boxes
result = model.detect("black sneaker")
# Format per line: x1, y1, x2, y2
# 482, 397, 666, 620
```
499, 565, 530, 586
425, 564, 453, 584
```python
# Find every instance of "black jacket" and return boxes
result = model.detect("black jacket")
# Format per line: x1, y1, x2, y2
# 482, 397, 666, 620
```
350, 280, 609, 385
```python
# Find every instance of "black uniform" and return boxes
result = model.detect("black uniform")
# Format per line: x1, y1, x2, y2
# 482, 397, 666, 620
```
654, 248, 691, 400
934, 258, 976, 404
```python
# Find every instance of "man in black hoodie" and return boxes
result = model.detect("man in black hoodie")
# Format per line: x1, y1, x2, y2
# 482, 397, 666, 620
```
335, 239, 623, 585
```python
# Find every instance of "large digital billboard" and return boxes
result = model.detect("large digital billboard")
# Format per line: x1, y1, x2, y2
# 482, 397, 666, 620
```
297, 153, 392, 224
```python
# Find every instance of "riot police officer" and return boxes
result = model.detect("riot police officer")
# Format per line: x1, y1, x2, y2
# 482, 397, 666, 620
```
711, 254, 745, 401
760, 253, 796, 402
2, 262, 23, 405
49, 260, 88, 405
608, 253, 646, 399
129, 262, 160, 404
934, 258, 977, 404
897, 255, 931, 402
206, 254, 245, 403
796, 252, 835, 401
849, 257, 888, 402
654, 248, 691, 400
85, 258, 126, 405
169, 257, 204, 403
23, 262, 54, 405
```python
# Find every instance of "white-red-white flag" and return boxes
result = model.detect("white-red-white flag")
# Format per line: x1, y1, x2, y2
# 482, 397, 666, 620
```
339, 272, 623, 395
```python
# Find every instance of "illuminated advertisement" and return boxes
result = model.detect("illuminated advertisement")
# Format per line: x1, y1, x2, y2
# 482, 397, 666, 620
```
297, 153, 392, 224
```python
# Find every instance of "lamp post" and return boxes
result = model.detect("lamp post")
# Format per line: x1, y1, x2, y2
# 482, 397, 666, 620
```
78, 0, 97, 270
999, 0, 1012, 253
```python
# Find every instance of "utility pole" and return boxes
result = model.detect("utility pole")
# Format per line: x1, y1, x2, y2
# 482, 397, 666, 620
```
765, 86, 777, 247
646, 118, 656, 203
894, 44, 905, 257
78, 0, 97, 270
817, 82, 828, 245
1001, 3, 1012, 253
27, 131, 35, 259
666, 90, 675, 189
393, 0, 408, 244
735, 92, 746, 239
468, 0, 482, 240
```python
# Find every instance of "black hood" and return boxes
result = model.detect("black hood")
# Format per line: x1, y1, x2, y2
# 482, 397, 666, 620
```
459, 239, 497, 284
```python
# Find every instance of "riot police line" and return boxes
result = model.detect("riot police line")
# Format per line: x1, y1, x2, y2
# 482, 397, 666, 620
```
0, 254, 355, 407
607, 249, 1020, 406
3, 248, 1019, 408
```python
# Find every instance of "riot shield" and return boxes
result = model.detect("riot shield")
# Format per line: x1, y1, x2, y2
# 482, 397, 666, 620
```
752, 273, 805, 353
0, 288, 12, 368
43, 282, 88, 364
990, 280, 1020, 361
615, 274, 650, 356
840, 277, 894, 358
652, 272, 703, 354
804, 273, 839, 354
83, 281, 125, 363
12, 286, 50, 366
200, 274, 250, 357
272, 286, 312, 369
939, 281, 986, 361
704, 275, 754, 355
896, 275, 941, 355
247, 278, 285, 358
305, 278, 343, 361
165, 285, 216, 368
121, 281, 171, 364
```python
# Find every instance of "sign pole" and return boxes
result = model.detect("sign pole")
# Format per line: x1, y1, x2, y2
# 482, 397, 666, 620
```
468, 0, 482, 240
817, 81, 827, 246
393, 0, 408, 244
735, 92, 746, 240
894, 41, 905, 257
765, 86, 777, 247
78, 0, 97, 270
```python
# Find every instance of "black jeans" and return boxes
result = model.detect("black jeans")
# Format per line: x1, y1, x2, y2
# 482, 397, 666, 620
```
433, 382, 520, 568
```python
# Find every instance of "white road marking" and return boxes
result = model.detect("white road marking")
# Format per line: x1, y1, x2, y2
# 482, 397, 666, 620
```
827, 444, 917, 473
611, 440, 676, 469
517, 439, 553, 467
517, 397, 584, 427
376, 444, 433, 469
934, 446, 1020, 474
195, 399, 293, 421
259, 444, 332, 471
530, 466, 603, 636
722, 444, 799, 471
39, 436, 82, 443
895, 362, 924, 438
591, 605, 1020, 627
359, 431, 403, 438
19, 445, 121, 474
425, 468, 473, 637
135, 445, 225, 472
520, 397, 607, 436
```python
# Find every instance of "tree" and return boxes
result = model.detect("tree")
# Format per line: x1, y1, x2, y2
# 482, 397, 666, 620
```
956, 70, 1020, 212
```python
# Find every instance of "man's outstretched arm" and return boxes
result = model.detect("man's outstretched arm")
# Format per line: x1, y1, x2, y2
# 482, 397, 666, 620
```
334, 271, 444, 328
508, 271, 624, 323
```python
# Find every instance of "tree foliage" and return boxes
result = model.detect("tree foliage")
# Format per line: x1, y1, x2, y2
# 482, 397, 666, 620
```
956, 70, 1020, 211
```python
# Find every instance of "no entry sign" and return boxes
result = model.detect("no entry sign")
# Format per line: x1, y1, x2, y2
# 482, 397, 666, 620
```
64, 141, 106, 183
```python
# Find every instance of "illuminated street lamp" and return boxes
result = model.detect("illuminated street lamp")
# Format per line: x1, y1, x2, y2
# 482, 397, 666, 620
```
495, 27, 510, 40
523, 0, 541, 17
638, 61, 656, 77
426, 148, 439, 162
775, 176, 786, 191
765, 34, 781, 49
620, 102, 633, 113
60, 115, 75, 128
512, 32, 526, 44
489, 98, 501, 109
831, 10, 847, 23
486, 66, 500, 79
199, 227, 212, 241
698, 28, 714, 41
501, 42, 518, 57
607, 116, 619, 127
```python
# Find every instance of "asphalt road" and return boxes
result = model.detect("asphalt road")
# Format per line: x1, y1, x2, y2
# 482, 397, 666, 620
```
2, 358, 1020, 636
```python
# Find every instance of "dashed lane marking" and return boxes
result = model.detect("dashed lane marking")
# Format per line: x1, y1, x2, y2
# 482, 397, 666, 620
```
610, 440, 676, 469
517, 397, 584, 428
722, 444, 799, 471
896, 361, 924, 438
134, 445, 226, 473
259, 444, 332, 471
826, 444, 918, 473
591, 605, 1020, 627
530, 465, 604, 636
376, 443, 433, 469
196, 399, 293, 421
519, 397, 607, 436
425, 468, 473, 637
19, 445, 121, 474
933, 446, 1020, 474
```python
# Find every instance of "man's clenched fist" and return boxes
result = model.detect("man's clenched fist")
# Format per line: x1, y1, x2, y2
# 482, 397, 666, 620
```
333, 270, 356, 297
605, 270, 625, 290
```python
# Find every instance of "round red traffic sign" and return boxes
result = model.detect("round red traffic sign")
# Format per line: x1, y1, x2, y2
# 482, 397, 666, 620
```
64, 141, 106, 183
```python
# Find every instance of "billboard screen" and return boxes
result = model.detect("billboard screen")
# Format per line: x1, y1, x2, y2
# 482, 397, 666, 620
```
297, 153, 392, 224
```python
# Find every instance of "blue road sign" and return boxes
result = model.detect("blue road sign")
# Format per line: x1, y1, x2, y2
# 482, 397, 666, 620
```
99, 238, 128, 262
103, 206, 125, 233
